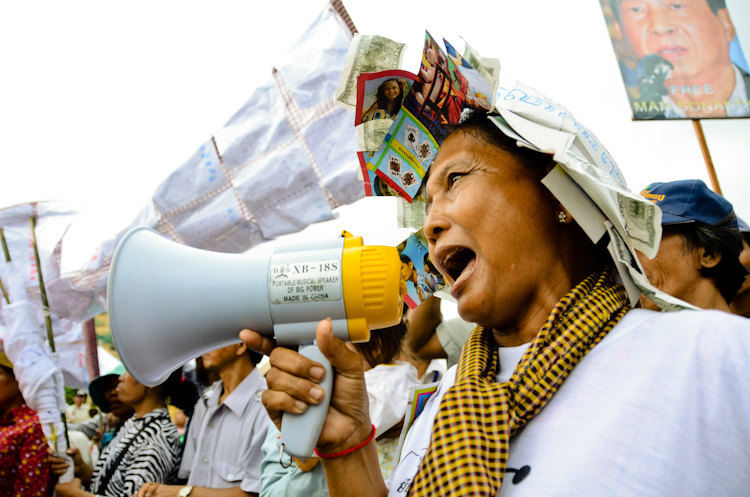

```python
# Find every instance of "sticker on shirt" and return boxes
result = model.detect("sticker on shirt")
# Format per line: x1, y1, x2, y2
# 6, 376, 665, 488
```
269, 260, 342, 304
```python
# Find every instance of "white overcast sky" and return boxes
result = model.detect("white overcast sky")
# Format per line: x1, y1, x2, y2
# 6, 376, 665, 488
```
1, 0, 749, 243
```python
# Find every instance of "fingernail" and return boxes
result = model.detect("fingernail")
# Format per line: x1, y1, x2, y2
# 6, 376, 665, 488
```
309, 386, 324, 401
294, 400, 307, 412
309, 366, 324, 380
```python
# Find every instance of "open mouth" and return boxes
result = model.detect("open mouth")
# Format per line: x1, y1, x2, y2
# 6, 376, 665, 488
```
440, 247, 476, 282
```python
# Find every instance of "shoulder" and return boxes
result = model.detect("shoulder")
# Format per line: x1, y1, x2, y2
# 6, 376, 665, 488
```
596, 308, 750, 372
612, 308, 750, 340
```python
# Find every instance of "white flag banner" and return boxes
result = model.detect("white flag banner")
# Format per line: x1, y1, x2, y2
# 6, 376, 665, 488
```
57, 0, 363, 298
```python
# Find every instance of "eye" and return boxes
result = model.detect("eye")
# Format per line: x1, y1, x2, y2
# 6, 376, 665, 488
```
448, 172, 464, 187
668, 3, 684, 10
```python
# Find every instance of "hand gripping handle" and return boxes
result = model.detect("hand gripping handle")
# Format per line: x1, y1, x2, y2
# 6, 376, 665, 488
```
278, 344, 333, 458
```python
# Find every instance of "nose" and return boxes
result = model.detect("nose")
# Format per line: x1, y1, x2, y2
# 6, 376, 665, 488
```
648, 8, 675, 36
423, 201, 450, 245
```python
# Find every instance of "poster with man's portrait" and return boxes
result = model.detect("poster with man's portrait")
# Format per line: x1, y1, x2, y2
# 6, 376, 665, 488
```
599, 0, 750, 119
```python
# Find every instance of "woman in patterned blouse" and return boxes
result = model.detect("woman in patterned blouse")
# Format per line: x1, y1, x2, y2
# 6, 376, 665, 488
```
53, 368, 197, 497
0, 352, 52, 497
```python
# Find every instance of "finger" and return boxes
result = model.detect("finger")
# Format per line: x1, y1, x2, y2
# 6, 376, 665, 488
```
265, 367, 325, 405
239, 329, 276, 356
316, 318, 366, 376
66, 447, 80, 456
262, 388, 309, 416
269, 346, 326, 383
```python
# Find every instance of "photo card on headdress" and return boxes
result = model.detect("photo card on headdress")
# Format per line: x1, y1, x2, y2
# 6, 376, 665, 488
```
361, 109, 438, 201
355, 70, 415, 126
400, 31, 467, 144
397, 229, 445, 309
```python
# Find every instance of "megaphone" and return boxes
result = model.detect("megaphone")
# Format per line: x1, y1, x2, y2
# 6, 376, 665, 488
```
108, 227, 403, 458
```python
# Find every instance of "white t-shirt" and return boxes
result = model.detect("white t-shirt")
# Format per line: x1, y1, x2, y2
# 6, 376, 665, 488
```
365, 362, 421, 438
389, 309, 750, 496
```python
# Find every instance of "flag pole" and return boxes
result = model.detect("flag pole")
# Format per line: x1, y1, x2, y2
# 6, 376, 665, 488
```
29, 216, 70, 447
0, 228, 10, 309
692, 119, 723, 195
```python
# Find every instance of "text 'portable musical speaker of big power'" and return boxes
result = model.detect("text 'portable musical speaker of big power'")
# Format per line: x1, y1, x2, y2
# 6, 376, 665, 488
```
108, 227, 404, 458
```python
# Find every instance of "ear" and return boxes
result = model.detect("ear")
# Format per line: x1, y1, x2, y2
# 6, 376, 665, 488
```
552, 195, 575, 225
697, 246, 722, 269
717, 9, 736, 43
612, 18, 624, 41
235, 342, 247, 357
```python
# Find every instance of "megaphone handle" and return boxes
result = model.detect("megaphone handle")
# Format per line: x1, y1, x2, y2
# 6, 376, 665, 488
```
278, 344, 334, 459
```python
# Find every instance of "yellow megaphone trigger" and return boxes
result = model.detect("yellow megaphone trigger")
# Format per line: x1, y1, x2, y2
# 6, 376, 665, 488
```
341, 231, 404, 343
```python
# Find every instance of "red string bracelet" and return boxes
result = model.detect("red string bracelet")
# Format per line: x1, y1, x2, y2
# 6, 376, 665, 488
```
314, 424, 376, 459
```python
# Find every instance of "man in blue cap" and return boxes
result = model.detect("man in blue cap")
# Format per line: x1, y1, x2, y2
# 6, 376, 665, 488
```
638, 179, 747, 311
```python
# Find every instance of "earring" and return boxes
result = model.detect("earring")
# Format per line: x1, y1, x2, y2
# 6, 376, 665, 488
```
557, 211, 568, 223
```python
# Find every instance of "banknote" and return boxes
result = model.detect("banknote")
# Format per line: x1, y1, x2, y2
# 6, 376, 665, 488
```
357, 119, 393, 152
605, 221, 697, 312
334, 34, 407, 111
617, 193, 659, 256
396, 196, 427, 230
463, 40, 500, 94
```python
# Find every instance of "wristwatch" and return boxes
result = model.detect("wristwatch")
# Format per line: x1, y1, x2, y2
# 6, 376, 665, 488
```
178, 486, 194, 497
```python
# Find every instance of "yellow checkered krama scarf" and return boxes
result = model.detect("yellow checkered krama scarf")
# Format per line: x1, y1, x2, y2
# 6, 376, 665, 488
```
408, 267, 629, 496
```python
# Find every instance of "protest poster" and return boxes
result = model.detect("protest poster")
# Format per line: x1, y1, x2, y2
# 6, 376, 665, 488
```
599, 0, 750, 119
397, 229, 445, 309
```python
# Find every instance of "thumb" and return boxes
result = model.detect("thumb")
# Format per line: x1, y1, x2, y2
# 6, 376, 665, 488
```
316, 319, 363, 376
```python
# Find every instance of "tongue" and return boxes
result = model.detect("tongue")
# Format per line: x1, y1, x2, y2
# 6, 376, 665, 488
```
449, 249, 475, 280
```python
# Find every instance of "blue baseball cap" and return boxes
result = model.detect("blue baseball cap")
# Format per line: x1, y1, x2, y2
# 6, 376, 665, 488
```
640, 179, 737, 228
738, 217, 749, 233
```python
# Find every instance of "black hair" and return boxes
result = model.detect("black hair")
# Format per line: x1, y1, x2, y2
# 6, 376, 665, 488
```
354, 319, 407, 368
453, 109, 553, 171
159, 367, 199, 417
375, 78, 406, 115
399, 253, 413, 265
0, 364, 14, 378
668, 213, 748, 304
608, 0, 726, 22
423, 253, 439, 274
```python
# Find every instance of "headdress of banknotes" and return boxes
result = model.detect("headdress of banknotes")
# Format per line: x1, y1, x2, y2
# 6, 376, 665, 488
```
336, 33, 697, 312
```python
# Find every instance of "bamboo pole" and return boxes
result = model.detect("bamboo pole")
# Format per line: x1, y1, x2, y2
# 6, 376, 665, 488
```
0, 228, 10, 303
692, 119, 723, 195
0, 229, 10, 263
0, 276, 8, 305
29, 216, 70, 447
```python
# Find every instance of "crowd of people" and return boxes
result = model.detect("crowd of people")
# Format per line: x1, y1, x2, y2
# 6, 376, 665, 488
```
4, 19, 750, 497
2, 115, 750, 497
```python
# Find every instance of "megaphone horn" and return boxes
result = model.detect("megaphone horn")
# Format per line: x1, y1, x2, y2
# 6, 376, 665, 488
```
108, 227, 403, 458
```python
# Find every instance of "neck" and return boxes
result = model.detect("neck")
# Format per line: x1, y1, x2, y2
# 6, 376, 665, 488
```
686, 280, 732, 312
729, 289, 750, 317
492, 231, 597, 348
0, 398, 25, 419
218, 359, 254, 402
132, 395, 164, 419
